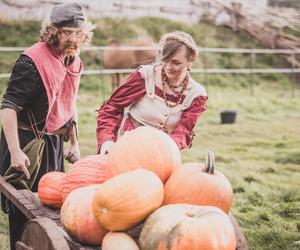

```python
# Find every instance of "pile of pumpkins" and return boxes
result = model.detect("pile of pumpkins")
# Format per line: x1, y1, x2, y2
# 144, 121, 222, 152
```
38, 126, 236, 250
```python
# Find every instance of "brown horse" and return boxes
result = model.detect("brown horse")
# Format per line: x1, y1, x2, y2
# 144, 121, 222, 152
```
103, 39, 157, 90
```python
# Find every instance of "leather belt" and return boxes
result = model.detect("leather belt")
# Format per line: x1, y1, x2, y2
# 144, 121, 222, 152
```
17, 121, 67, 136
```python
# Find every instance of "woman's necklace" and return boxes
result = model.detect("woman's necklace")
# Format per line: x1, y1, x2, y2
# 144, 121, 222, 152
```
161, 68, 189, 108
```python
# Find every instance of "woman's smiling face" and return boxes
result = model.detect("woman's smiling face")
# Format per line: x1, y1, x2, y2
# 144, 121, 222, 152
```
162, 46, 189, 82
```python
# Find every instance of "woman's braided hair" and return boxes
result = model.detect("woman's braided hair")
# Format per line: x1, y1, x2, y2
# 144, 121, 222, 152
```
159, 31, 198, 62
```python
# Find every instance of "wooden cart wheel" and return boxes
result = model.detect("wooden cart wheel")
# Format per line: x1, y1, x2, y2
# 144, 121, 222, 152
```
229, 213, 248, 250
16, 217, 70, 250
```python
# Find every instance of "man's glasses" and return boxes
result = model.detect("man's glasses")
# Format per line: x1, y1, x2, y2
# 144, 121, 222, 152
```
60, 29, 84, 38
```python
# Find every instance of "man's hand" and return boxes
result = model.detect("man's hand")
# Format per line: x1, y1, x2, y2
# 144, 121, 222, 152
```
10, 149, 30, 179
64, 143, 80, 163
1, 108, 30, 179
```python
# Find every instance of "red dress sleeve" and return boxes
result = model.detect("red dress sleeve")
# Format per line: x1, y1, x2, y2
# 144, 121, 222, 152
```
169, 95, 208, 150
96, 70, 146, 152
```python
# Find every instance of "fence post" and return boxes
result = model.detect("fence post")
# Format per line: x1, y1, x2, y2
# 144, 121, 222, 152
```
202, 48, 208, 86
250, 49, 256, 95
291, 52, 296, 98
100, 73, 105, 100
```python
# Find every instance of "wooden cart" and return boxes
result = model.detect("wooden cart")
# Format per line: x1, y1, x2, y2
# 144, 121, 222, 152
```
0, 176, 248, 250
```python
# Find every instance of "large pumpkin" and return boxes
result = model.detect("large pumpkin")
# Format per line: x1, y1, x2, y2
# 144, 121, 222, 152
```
61, 154, 107, 200
38, 171, 66, 208
102, 232, 140, 250
70, 154, 107, 169
60, 185, 108, 245
139, 204, 236, 250
107, 126, 181, 183
92, 169, 164, 231
164, 151, 233, 213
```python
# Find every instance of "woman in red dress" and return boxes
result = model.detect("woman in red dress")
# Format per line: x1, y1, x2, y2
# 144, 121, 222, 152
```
96, 31, 208, 154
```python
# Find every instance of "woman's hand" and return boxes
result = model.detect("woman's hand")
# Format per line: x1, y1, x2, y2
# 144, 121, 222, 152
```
99, 141, 114, 155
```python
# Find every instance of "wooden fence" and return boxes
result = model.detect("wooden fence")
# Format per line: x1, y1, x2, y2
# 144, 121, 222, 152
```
0, 46, 299, 96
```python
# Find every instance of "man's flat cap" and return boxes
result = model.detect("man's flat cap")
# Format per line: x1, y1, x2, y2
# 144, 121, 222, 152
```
50, 2, 85, 27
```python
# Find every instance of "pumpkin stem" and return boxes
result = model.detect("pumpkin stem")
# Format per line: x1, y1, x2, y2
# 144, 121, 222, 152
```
204, 151, 215, 175
101, 207, 108, 214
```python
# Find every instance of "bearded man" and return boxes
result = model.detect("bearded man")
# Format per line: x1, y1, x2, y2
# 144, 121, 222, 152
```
0, 2, 94, 249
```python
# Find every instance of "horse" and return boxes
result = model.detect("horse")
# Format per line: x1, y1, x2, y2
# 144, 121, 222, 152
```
103, 39, 157, 90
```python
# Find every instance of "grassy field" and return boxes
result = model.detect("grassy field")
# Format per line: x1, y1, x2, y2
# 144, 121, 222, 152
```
0, 17, 299, 250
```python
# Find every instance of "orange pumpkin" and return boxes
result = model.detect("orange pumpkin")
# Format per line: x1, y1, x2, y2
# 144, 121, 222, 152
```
139, 204, 236, 250
102, 232, 140, 250
61, 154, 107, 200
70, 154, 107, 169
60, 185, 108, 245
107, 126, 181, 183
38, 171, 66, 208
92, 169, 164, 231
164, 151, 233, 213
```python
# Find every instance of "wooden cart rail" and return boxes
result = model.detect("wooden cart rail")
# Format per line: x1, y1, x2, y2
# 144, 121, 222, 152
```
0, 176, 248, 250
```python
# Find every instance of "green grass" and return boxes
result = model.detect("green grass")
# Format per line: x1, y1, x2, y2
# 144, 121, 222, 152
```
282, 26, 300, 38
0, 17, 300, 250
0, 211, 9, 250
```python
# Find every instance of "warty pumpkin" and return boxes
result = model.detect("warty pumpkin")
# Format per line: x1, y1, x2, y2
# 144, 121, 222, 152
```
70, 154, 107, 169
37, 171, 66, 208
92, 169, 164, 231
139, 204, 236, 250
164, 151, 233, 213
107, 126, 181, 183
102, 232, 140, 250
61, 154, 107, 200
60, 185, 108, 245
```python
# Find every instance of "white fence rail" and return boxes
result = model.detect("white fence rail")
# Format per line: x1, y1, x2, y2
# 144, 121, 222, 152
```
1, 46, 300, 79
1, 68, 300, 79
82, 68, 300, 75
1, 46, 300, 53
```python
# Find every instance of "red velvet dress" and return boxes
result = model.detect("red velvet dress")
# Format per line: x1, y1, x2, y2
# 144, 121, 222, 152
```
96, 69, 207, 151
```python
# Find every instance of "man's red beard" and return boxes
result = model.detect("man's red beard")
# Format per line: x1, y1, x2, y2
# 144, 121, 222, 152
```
58, 42, 80, 56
